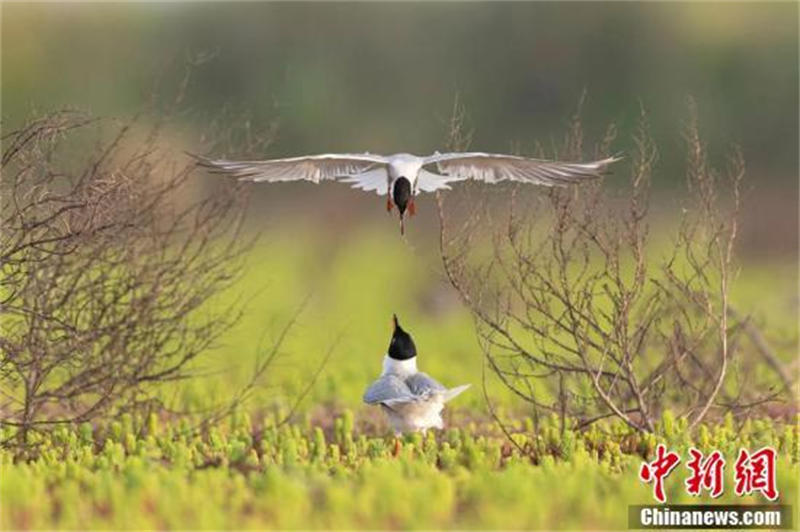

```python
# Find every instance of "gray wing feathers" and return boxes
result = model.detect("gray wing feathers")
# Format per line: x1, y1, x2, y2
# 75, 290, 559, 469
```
405, 372, 446, 396
407, 373, 470, 403
364, 373, 470, 406
363, 375, 416, 405
441, 383, 471, 402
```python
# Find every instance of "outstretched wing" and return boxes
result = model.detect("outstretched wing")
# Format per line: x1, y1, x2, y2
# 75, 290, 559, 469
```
363, 375, 417, 405
419, 152, 621, 191
339, 168, 391, 195
193, 153, 390, 194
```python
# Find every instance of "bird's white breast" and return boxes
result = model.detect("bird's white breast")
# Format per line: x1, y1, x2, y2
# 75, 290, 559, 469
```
387, 154, 424, 183
382, 400, 445, 434
381, 355, 418, 378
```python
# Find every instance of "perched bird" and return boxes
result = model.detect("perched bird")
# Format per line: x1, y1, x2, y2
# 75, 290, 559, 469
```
194, 151, 621, 234
363, 315, 470, 452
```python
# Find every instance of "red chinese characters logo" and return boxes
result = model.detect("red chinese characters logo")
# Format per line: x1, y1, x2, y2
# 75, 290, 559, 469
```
638, 445, 779, 503
685, 448, 725, 498
639, 444, 681, 503
734, 447, 779, 501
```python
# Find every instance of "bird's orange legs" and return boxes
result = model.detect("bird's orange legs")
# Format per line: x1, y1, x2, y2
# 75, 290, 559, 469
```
392, 437, 401, 457
386, 197, 394, 212
408, 199, 416, 217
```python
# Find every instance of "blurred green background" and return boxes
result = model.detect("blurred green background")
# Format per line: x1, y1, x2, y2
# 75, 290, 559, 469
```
5, 3, 798, 182
3, 2, 797, 416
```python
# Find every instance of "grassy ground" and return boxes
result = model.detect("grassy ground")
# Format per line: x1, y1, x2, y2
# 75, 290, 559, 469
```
2, 411, 797, 529
184, 222, 799, 416
2, 225, 797, 529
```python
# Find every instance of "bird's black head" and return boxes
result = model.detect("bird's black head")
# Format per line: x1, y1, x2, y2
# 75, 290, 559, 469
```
388, 314, 416, 360
392, 177, 412, 216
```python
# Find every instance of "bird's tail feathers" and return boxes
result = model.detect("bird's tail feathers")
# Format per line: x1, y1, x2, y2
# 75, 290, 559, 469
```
442, 384, 471, 403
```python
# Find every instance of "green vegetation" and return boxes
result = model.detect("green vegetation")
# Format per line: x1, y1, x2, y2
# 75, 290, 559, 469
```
2, 410, 797, 530
185, 226, 799, 412
2, 225, 798, 530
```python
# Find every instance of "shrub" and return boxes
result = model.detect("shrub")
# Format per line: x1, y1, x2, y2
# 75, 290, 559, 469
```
0, 110, 251, 450
436, 100, 792, 433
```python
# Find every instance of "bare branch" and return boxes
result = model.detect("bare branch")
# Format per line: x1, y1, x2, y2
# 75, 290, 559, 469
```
436, 99, 783, 434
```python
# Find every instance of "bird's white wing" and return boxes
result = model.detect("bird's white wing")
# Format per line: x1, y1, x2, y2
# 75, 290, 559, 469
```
339, 168, 391, 195
416, 169, 456, 193
420, 152, 621, 191
194, 153, 390, 193
363, 375, 417, 405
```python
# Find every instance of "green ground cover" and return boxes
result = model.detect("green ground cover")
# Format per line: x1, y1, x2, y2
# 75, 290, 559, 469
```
2, 410, 797, 529
183, 225, 799, 416
2, 227, 797, 529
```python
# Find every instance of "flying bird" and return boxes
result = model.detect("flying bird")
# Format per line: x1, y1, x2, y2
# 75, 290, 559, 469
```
194, 151, 621, 234
363, 314, 470, 453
